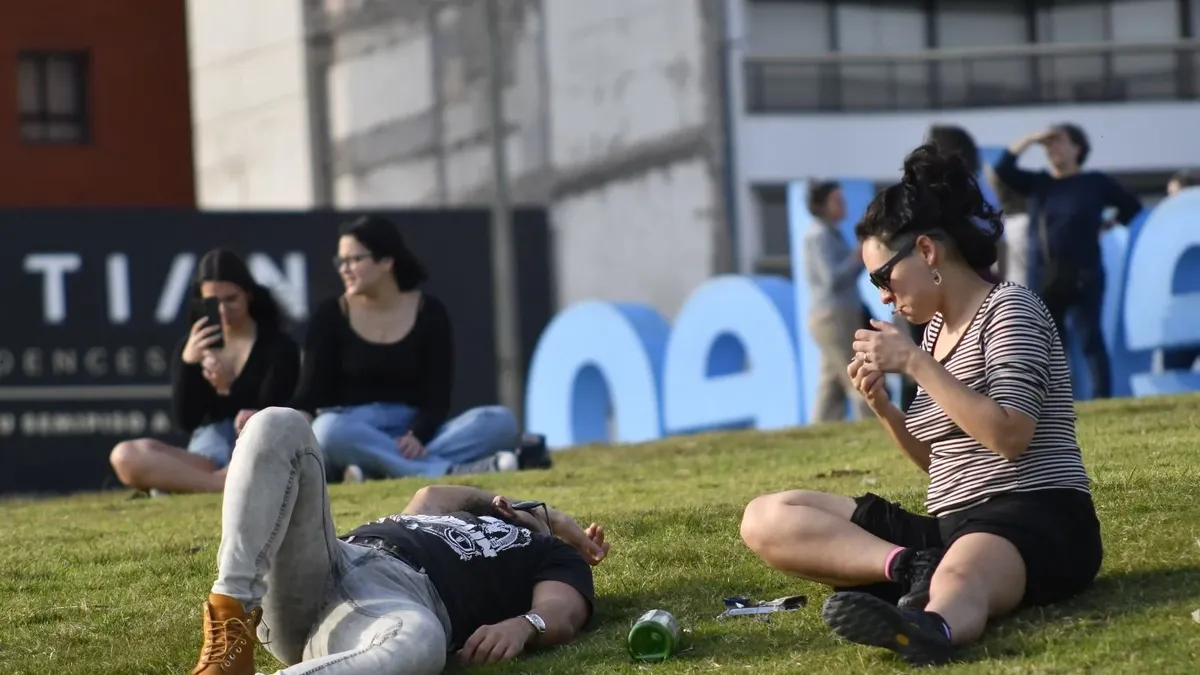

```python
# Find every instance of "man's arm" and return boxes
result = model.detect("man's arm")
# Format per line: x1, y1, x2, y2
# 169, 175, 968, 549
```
457, 569, 593, 665
994, 130, 1054, 197
1103, 173, 1143, 225
526, 580, 590, 648
401, 485, 497, 517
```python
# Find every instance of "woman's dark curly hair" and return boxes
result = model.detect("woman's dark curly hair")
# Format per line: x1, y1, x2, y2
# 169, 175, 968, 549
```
854, 143, 1005, 271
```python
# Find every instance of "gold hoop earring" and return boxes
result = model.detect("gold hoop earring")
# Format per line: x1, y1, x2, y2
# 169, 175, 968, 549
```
931, 268, 942, 285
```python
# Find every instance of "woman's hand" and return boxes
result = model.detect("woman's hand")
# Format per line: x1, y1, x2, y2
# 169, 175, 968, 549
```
182, 318, 222, 364
202, 351, 234, 395
395, 432, 426, 459
235, 409, 258, 434
848, 355, 890, 411
852, 319, 921, 375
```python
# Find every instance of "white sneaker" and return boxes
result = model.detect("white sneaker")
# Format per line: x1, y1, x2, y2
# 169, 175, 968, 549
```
450, 451, 519, 475
342, 464, 364, 484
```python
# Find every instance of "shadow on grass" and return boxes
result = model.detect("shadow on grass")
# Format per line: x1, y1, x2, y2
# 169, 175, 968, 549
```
950, 565, 1200, 665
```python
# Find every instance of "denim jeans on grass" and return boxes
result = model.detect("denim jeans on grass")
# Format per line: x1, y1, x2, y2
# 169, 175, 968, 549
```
187, 418, 239, 469
212, 407, 453, 675
311, 403, 519, 478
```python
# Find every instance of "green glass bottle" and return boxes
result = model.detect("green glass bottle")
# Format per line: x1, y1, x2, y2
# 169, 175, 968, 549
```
627, 609, 681, 662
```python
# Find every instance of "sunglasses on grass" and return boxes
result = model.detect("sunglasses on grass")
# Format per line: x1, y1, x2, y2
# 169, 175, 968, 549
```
868, 239, 918, 292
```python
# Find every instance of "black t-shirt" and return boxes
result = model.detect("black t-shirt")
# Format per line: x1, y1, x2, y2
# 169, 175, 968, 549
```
342, 511, 595, 649
287, 294, 453, 443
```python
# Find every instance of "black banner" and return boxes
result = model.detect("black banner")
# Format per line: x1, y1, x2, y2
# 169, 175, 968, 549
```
0, 209, 554, 494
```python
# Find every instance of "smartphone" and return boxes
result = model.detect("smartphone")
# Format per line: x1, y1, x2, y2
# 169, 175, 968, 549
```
201, 297, 226, 350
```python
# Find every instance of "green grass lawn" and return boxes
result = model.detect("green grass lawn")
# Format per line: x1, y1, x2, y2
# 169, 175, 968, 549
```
3, 394, 1200, 674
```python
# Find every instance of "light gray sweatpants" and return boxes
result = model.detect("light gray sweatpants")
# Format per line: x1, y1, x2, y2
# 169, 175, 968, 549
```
210, 407, 454, 675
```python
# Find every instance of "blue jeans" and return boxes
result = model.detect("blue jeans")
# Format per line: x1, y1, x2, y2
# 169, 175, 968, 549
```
188, 419, 239, 469
311, 403, 519, 478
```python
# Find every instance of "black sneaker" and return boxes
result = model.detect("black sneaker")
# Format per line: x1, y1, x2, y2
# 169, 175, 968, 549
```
897, 548, 944, 610
822, 592, 955, 666
516, 433, 552, 470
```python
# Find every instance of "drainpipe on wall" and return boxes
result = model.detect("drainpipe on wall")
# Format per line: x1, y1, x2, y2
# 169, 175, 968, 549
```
700, 0, 739, 275
302, 2, 335, 208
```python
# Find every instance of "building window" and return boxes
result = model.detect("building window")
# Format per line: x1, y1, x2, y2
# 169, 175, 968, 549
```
17, 51, 90, 144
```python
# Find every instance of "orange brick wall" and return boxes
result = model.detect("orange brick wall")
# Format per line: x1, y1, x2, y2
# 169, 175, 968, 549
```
0, 0, 195, 206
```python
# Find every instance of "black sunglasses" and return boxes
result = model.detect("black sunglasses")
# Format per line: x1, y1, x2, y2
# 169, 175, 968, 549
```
511, 500, 554, 536
868, 239, 918, 291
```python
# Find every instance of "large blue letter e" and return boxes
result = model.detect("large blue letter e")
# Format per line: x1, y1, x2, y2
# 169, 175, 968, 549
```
661, 276, 802, 434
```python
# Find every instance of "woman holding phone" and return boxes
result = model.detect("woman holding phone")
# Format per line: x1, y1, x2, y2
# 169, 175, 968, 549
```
109, 249, 301, 495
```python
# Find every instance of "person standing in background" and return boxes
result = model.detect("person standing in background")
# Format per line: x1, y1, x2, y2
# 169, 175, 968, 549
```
991, 173, 1031, 287
1167, 169, 1197, 196
994, 124, 1142, 399
803, 181, 873, 422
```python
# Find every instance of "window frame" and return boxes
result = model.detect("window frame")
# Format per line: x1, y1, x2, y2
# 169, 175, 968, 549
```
17, 50, 92, 145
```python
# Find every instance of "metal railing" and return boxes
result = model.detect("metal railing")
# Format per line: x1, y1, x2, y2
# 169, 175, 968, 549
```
744, 39, 1200, 113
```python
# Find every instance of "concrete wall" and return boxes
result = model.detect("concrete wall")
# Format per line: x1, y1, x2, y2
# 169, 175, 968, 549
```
186, 0, 314, 209
544, 0, 725, 317
326, 0, 551, 208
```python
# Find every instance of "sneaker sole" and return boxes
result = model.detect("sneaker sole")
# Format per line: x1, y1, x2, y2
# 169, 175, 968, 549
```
822, 592, 954, 666
898, 588, 929, 611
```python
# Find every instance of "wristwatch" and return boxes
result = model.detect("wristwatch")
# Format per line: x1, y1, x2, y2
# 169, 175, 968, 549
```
522, 613, 546, 637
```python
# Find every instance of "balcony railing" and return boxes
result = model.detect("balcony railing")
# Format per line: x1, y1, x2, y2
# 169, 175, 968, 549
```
744, 39, 1200, 114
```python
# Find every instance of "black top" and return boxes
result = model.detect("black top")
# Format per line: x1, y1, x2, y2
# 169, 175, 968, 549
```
171, 329, 301, 433
993, 150, 1141, 273
288, 294, 453, 443
343, 512, 595, 649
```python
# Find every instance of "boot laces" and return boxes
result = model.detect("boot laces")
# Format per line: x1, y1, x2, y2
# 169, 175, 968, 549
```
198, 613, 260, 667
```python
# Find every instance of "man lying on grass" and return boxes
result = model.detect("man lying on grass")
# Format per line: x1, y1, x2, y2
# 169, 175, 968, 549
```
740, 145, 1103, 666
191, 407, 609, 675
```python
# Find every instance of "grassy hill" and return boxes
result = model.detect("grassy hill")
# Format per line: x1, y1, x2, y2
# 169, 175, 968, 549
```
3, 395, 1199, 674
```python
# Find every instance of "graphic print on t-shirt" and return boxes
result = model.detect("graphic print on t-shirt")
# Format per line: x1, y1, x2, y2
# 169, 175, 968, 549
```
370, 513, 532, 561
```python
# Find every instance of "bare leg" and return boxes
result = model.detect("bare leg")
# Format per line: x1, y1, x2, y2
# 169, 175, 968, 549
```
109, 439, 225, 493
925, 532, 1025, 645
740, 490, 896, 586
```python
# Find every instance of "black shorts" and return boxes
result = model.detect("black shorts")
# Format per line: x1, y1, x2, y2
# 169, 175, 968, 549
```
840, 489, 1103, 607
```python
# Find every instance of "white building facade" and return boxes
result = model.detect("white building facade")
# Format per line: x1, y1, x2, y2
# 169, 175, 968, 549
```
728, 0, 1200, 272
185, 0, 732, 319
184, 0, 1200, 314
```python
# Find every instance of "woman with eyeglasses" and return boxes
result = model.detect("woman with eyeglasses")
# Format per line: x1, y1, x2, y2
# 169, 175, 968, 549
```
740, 144, 1101, 666
289, 215, 535, 481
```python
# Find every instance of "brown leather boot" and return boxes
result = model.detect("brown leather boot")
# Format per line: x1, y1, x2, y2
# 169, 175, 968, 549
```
191, 593, 262, 675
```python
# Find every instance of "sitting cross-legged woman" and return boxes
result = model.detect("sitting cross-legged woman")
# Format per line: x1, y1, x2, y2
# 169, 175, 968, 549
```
739, 144, 1103, 666
291, 215, 531, 481
110, 249, 300, 495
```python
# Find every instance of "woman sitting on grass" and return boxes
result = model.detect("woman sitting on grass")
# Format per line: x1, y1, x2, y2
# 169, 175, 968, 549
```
291, 215, 529, 481
109, 249, 300, 495
739, 144, 1103, 666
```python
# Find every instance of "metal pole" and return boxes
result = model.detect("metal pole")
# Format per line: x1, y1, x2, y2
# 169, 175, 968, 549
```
484, 0, 525, 422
